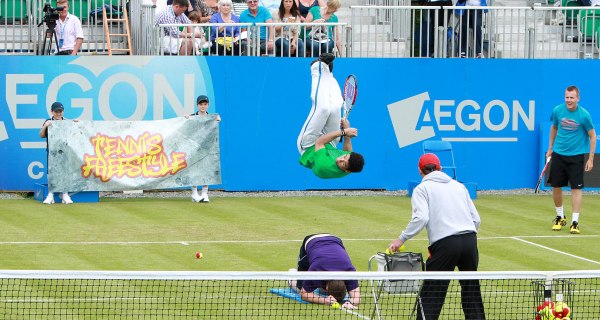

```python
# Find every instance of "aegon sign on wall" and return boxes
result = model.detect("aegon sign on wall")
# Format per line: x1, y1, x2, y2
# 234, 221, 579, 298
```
388, 92, 536, 148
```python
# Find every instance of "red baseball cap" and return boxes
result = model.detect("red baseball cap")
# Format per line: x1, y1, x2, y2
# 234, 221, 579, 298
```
418, 153, 441, 171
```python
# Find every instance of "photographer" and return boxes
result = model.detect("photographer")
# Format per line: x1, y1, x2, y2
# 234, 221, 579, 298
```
52, 0, 84, 55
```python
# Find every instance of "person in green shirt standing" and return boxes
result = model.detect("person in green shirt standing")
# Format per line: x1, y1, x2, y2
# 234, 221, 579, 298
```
297, 53, 364, 179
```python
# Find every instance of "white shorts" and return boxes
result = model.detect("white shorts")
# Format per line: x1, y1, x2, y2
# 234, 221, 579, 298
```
162, 36, 184, 54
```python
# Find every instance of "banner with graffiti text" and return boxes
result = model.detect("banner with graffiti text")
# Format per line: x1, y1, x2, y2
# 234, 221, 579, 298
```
47, 117, 221, 192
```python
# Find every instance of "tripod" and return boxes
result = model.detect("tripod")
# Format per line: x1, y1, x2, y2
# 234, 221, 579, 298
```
38, 20, 59, 55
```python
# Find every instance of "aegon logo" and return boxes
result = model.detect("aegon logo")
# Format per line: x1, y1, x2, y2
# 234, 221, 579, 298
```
387, 92, 535, 148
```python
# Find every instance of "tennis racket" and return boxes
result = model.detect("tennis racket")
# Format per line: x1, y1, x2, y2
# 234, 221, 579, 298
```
534, 157, 551, 194
341, 75, 358, 142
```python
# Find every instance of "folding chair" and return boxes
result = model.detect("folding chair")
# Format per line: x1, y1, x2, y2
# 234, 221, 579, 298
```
422, 140, 458, 180
368, 252, 425, 320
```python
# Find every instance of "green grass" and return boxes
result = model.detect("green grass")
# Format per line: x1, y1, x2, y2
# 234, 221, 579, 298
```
1, 194, 599, 319
1, 194, 600, 271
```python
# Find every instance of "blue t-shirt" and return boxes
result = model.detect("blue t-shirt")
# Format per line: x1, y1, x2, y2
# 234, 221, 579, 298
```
239, 6, 272, 39
302, 236, 359, 293
550, 103, 595, 156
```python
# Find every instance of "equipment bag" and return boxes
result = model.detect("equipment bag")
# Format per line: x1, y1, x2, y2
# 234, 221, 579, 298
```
374, 252, 424, 293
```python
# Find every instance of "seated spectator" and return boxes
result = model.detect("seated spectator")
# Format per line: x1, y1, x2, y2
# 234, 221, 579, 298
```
456, 0, 488, 58
304, 0, 341, 57
186, 10, 210, 54
194, 0, 218, 22
272, 0, 305, 57
210, 0, 243, 55
289, 234, 361, 309
295, 0, 325, 22
239, 0, 275, 55
155, 0, 195, 55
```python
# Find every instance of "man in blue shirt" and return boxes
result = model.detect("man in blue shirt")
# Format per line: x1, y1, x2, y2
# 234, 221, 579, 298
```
239, 0, 275, 55
547, 85, 596, 234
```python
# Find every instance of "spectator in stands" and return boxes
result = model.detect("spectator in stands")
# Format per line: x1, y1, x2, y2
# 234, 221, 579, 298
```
419, 0, 452, 57
155, 0, 195, 55
388, 153, 485, 320
272, 0, 305, 56
186, 11, 210, 54
54, 0, 84, 55
168, 0, 198, 15
210, 0, 243, 55
456, 0, 488, 58
39, 102, 74, 205
239, 0, 275, 55
547, 86, 596, 235
194, 0, 218, 22
297, 53, 364, 179
295, 0, 325, 22
304, 0, 342, 57
289, 234, 361, 309
185, 95, 221, 203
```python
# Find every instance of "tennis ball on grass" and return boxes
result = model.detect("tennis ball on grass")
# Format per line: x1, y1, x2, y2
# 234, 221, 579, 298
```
331, 302, 340, 309
195, 252, 203, 259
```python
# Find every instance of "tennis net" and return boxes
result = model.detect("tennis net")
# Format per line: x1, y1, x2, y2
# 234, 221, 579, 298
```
1, 270, 599, 319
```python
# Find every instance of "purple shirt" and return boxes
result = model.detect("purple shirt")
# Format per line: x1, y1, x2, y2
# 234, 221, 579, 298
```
302, 236, 359, 292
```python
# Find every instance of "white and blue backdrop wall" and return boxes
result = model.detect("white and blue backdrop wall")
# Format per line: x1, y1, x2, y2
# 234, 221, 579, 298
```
1, 56, 599, 191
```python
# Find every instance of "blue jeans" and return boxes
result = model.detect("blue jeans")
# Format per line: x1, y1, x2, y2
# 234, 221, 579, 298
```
306, 38, 335, 57
275, 38, 306, 57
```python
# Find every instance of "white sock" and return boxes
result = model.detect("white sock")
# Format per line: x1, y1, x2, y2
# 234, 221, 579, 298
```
62, 192, 69, 197
555, 207, 564, 218
46, 192, 54, 198
201, 185, 208, 196
191, 186, 198, 195
572, 213, 579, 223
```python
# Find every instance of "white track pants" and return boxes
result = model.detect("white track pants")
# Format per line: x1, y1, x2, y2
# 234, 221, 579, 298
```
297, 61, 344, 154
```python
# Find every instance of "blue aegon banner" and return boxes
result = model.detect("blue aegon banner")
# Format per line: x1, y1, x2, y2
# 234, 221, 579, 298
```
47, 117, 221, 192
1, 56, 599, 191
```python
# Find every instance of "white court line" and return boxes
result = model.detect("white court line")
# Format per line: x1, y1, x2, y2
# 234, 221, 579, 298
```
340, 306, 371, 320
0, 235, 598, 245
511, 237, 600, 265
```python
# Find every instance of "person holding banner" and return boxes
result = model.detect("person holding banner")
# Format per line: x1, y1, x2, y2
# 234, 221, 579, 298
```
547, 85, 596, 234
296, 53, 364, 179
187, 95, 221, 203
39, 102, 74, 204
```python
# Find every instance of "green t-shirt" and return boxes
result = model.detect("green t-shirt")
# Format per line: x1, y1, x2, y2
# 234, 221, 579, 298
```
299, 144, 350, 179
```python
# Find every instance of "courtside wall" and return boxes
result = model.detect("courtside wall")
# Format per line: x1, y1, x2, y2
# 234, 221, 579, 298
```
1, 56, 599, 191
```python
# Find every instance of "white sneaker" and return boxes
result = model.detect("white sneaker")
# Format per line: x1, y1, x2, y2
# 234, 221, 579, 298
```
191, 193, 202, 202
198, 195, 210, 203
62, 193, 73, 204
43, 193, 55, 204
477, 53, 485, 58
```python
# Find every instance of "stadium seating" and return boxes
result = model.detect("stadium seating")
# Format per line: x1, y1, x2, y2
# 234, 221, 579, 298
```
0, 0, 26, 20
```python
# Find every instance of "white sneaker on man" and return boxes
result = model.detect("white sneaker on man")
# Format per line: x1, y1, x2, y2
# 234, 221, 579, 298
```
62, 193, 73, 204
191, 193, 202, 202
43, 193, 55, 204
198, 194, 210, 203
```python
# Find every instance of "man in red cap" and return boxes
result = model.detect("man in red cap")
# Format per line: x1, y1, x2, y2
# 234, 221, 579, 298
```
388, 153, 485, 320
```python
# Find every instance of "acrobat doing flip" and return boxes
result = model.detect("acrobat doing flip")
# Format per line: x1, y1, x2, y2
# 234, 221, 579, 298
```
296, 53, 364, 179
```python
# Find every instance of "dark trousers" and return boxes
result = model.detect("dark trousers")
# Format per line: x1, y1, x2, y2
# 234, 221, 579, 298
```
416, 232, 485, 320
295, 234, 338, 290
459, 10, 484, 56
420, 0, 452, 57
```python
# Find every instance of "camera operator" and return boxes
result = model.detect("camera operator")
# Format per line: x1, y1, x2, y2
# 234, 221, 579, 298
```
54, 0, 84, 55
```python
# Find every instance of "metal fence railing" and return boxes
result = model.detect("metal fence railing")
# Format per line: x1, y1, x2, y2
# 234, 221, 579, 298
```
154, 22, 348, 57
1, 1, 599, 58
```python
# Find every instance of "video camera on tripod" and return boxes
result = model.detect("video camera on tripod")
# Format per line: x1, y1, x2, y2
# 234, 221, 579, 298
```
38, 3, 64, 28
37, 3, 65, 55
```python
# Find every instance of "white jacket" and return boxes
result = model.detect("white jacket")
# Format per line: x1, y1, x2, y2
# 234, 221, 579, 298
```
400, 171, 480, 245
